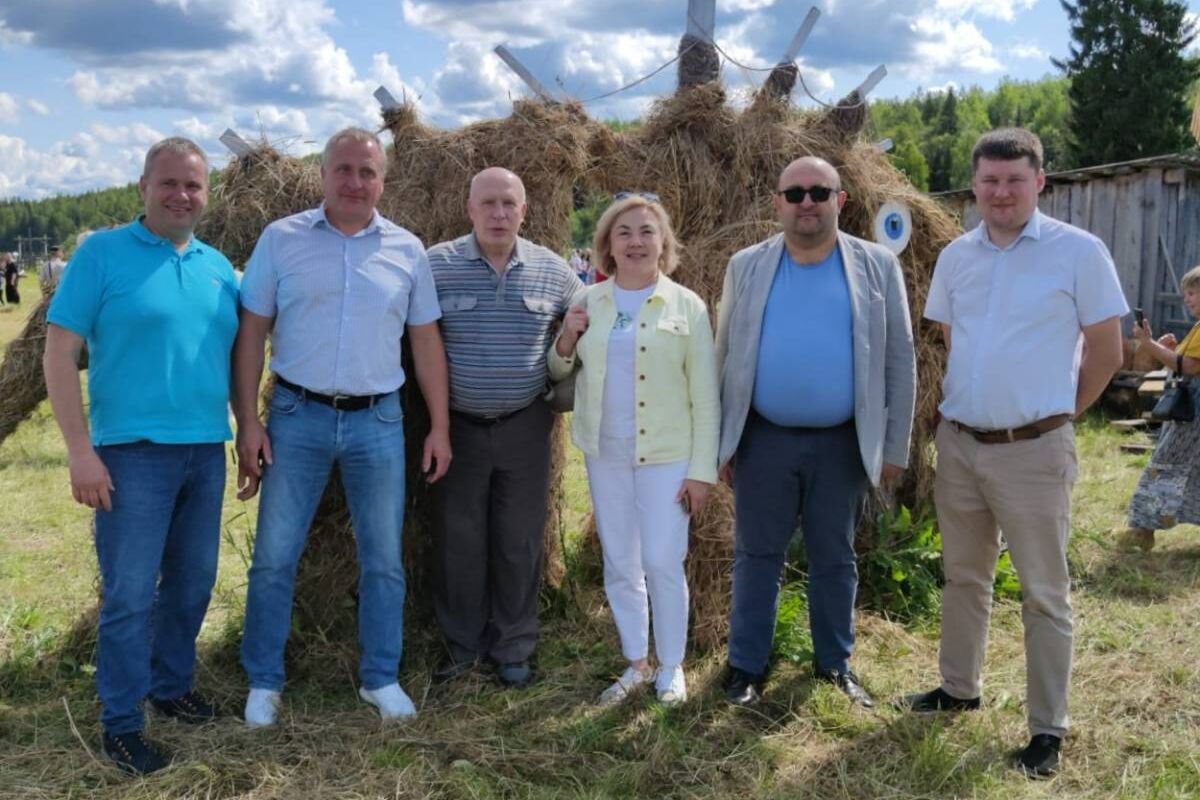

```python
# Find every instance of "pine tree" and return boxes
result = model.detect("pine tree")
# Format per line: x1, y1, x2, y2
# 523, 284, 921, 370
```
1055, 0, 1199, 165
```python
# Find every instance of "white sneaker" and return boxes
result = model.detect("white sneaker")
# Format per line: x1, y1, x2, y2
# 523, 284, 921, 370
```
244, 688, 281, 727
598, 665, 652, 706
656, 665, 687, 705
359, 683, 417, 721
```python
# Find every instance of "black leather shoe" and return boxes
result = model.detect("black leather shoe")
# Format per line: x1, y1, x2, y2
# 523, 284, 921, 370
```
434, 657, 477, 684
816, 668, 874, 708
1014, 734, 1061, 778
496, 661, 533, 688
724, 667, 763, 706
899, 686, 981, 712
149, 691, 218, 723
102, 731, 170, 775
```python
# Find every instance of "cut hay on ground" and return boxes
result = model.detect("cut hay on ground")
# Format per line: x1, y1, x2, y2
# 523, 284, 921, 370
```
0, 295, 52, 444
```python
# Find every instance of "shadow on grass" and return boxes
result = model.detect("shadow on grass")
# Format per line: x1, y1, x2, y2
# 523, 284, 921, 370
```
1077, 543, 1200, 604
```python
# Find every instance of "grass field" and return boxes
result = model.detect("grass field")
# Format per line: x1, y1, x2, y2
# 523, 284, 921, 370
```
2, 284, 1199, 799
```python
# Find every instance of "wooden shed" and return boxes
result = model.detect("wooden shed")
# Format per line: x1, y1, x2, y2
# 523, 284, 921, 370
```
937, 154, 1200, 337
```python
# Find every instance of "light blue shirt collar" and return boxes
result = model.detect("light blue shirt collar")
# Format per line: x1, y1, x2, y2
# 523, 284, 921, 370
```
971, 209, 1043, 251
310, 201, 383, 237
130, 216, 203, 256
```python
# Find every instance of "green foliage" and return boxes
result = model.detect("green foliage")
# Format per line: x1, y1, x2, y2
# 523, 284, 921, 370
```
871, 77, 1072, 191
0, 184, 142, 254
1055, 0, 1200, 165
772, 583, 814, 665
857, 506, 945, 623
570, 192, 610, 249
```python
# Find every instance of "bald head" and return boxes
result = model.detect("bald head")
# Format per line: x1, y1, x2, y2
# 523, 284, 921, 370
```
778, 156, 841, 192
467, 166, 529, 256
469, 167, 526, 203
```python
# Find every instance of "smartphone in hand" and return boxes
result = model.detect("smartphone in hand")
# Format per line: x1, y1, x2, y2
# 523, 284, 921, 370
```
1135, 307, 1145, 326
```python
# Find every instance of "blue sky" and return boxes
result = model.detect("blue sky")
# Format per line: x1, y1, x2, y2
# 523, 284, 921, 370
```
0, 0, 1196, 199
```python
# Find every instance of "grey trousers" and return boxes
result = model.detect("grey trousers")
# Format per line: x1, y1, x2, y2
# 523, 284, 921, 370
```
431, 400, 553, 664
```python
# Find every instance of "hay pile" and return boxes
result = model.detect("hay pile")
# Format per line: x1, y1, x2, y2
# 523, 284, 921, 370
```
0, 294, 51, 444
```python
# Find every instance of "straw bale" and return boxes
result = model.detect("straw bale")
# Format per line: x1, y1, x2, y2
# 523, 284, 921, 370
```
0, 294, 51, 444
678, 34, 720, 88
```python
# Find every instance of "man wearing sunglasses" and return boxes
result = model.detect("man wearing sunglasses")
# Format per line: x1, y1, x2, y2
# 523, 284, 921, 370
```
716, 156, 916, 709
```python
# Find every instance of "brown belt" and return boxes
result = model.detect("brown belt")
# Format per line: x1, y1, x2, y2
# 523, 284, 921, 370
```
949, 414, 1072, 445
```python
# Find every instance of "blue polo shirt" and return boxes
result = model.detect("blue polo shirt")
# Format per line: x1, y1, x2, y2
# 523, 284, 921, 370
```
47, 218, 239, 446
752, 246, 855, 428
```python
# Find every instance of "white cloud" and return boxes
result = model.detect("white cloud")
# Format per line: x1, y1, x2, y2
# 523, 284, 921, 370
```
0, 133, 133, 198
933, 0, 1037, 23
910, 16, 1002, 75
1009, 43, 1047, 61
26, 98, 49, 115
0, 91, 17, 119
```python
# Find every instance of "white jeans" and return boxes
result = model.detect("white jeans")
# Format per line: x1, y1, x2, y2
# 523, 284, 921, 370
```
586, 436, 690, 668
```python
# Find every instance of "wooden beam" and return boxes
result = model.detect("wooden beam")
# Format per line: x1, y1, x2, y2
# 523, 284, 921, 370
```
374, 86, 401, 111
854, 65, 887, 98
493, 45, 558, 103
685, 0, 716, 41
219, 129, 253, 158
779, 7, 821, 63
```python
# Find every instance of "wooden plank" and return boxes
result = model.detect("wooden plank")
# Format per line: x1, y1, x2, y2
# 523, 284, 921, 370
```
493, 45, 558, 103
1110, 419, 1148, 431
686, 0, 716, 40
1051, 185, 1070, 222
1088, 176, 1118, 254
1120, 442, 1154, 454
1069, 181, 1090, 228
1110, 173, 1144, 307
780, 7, 821, 63
1137, 171, 1163, 313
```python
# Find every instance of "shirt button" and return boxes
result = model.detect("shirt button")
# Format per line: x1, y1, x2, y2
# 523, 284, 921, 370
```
640, 323, 646, 329
638, 401, 645, 408
638, 457, 646, 463
639, 374, 646, 381
639, 346, 646, 352
639, 428, 646, 435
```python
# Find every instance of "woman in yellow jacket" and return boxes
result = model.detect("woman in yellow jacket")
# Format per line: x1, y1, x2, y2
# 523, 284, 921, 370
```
549, 193, 719, 705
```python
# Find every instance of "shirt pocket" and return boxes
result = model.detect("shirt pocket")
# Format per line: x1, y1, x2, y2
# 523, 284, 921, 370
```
523, 295, 558, 316
440, 294, 478, 313
656, 315, 690, 336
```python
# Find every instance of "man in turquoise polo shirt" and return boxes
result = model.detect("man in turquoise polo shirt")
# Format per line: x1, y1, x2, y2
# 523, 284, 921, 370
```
43, 137, 239, 776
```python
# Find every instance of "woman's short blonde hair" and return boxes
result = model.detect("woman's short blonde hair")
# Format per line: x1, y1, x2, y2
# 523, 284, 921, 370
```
591, 195, 679, 277
1180, 265, 1200, 291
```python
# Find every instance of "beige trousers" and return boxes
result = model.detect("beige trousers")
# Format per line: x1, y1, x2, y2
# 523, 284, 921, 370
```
934, 419, 1078, 738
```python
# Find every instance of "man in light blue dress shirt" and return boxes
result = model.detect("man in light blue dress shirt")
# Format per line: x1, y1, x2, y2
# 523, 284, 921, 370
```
231, 128, 451, 726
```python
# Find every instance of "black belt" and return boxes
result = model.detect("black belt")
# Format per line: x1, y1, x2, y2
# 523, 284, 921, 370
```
275, 376, 390, 411
949, 414, 1071, 445
452, 406, 526, 426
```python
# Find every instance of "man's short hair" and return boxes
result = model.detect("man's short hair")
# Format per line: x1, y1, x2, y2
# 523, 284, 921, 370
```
971, 128, 1044, 173
142, 137, 208, 178
323, 127, 388, 171
1180, 265, 1200, 291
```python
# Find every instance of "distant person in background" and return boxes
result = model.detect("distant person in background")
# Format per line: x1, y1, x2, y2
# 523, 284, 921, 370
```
1119, 265, 1200, 552
4, 252, 20, 305
41, 245, 68, 289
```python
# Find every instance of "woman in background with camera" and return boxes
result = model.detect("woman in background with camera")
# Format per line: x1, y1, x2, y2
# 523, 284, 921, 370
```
1120, 265, 1200, 552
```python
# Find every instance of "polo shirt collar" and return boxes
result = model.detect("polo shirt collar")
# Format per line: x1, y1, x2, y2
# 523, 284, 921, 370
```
465, 232, 528, 271
311, 202, 383, 236
130, 216, 203, 256
971, 209, 1043, 251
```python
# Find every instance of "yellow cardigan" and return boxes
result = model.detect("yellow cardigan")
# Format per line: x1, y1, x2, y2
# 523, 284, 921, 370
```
548, 273, 719, 484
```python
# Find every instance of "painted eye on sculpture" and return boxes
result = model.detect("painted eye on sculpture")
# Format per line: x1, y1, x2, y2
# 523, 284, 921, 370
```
873, 201, 912, 254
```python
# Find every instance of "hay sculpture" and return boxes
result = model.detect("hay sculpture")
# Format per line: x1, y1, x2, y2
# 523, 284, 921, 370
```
0, 30, 960, 663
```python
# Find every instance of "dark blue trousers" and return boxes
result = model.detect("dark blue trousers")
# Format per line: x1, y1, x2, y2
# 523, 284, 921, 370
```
728, 412, 867, 676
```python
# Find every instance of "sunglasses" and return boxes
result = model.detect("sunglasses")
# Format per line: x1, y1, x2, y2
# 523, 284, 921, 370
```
775, 185, 835, 204
613, 191, 660, 202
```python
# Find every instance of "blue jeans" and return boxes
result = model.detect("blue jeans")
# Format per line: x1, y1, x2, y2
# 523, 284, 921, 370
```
728, 413, 867, 676
240, 384, 407, 691
94, 442, 226, 735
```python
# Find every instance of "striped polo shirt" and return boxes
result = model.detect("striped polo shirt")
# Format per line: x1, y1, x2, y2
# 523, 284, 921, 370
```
428, 233, 585, 417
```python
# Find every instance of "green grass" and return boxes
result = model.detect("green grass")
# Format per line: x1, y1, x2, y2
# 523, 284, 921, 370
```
2, 301, 1200, 797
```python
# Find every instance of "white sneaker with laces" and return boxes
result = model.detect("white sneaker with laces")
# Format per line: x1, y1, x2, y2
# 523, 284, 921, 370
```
359, 683, 417, 720
656, 665, 687, 705
244, 688, 281, 728
598, 665, 652, 706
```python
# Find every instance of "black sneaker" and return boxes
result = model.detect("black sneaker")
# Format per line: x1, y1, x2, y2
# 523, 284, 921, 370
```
1015, 734, 1061, 779
102, 731, 170, 775
898, 686, 981, 712
149, 691, 219, 723
496, 661, 534, 688
815, 668, 874, 708
724, 666, 763, 706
